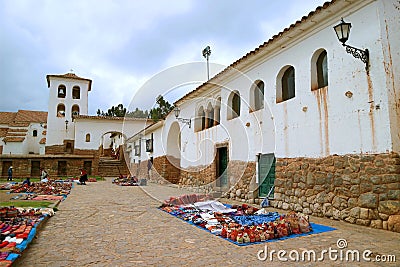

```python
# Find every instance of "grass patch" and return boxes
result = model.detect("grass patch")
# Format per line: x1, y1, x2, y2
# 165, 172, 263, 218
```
0, 201, 53, 208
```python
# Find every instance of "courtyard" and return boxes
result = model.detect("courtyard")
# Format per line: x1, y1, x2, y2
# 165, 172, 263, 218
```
14, 179, 399, 266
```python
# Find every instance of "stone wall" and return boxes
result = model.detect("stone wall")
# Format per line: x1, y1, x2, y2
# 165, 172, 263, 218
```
270, 153, 400, 232
131, 156, 181, 184
0, 149, 99, 178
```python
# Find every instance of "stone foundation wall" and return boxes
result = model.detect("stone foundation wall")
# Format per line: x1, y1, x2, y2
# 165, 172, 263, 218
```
271, 153, 400, 232
0, 154, 97, 178
131, 156, 181, 184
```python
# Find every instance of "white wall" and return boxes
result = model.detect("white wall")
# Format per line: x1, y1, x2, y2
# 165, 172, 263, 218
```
46, 76, 90, 146
74, 118, 150, 150
157, 0, 398, 170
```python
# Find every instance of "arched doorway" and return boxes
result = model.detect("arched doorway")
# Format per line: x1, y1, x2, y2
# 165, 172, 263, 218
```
165, 122, 181, 184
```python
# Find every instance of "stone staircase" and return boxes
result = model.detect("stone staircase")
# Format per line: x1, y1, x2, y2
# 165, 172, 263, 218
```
98, 157, 130, 177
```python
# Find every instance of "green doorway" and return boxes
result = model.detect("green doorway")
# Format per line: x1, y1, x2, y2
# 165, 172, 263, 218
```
258, 153, 276, 198
216, 147, 228, 187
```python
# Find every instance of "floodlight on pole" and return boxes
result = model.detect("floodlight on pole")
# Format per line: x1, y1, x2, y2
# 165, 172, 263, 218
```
202, 46, 211, 80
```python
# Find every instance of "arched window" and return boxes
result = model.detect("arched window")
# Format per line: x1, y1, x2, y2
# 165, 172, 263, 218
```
228, 91, 241, 120
195, 106, 205, 132
57, 104, 65, 117
85, 133, 91, 142
206, 103, 214, 129
311, 49, 328, 90
33, 130, 38, 137
250, 80, 264, 112
58, 85, 66, 98
215, 97, 221, 126
72, 105, 80, 118
276, 66, 295, 103
72, 86, 80, 99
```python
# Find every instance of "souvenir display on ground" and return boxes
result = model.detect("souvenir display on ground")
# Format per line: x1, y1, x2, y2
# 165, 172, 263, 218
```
159, 194, 336, 246
112, 176, 139, 186
0, 207, 54, 266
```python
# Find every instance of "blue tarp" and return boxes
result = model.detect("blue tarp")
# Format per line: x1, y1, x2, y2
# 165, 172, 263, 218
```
159, 207, 336, 246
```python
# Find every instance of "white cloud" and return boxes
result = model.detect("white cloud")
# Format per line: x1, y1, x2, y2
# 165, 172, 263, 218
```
0, 0, 329, 114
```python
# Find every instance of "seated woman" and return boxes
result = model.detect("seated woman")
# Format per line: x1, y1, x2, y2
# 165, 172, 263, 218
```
79, 169, 88, 185
22, 177, 31, 186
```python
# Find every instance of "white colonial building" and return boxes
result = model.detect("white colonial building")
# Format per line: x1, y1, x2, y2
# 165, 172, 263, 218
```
128, 0, 400, 232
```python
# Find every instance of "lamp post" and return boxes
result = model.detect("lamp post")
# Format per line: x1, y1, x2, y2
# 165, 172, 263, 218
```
202, 46, 211, 80
174, 107, 191, 128
65, 120, 69, 130
333, 18, 369, 71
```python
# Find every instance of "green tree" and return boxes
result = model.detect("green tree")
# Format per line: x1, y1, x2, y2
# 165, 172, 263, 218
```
97, 104, 126, 117
149, 96, 174, 121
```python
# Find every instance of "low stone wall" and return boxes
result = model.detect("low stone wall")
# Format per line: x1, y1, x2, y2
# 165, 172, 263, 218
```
270, 153, 400, 232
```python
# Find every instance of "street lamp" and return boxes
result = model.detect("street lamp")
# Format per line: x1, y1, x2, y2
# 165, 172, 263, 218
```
333, 18, 369, 71
174, 107, 191, 128
202, 46, 211, 80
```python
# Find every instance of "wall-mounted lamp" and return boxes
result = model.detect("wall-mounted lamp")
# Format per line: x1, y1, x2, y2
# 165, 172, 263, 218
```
65, 120, 69, 130
174, 107, 191, 128
334, 18, 369, 71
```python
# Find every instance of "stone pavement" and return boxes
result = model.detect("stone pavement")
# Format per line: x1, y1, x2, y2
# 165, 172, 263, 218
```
15, 179, 399, 266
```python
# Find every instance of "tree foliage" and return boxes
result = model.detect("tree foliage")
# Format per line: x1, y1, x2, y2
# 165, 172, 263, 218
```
149, 96, 174, 121
97, 104, 127, 117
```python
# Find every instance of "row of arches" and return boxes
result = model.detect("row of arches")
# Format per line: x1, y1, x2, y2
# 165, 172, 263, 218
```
194, 98, 221, 132
194, 49, 328, 130
56, 104, 80, 118
57, 85, 81, 99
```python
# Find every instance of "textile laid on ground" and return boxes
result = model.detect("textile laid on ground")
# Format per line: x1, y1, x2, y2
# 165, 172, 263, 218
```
9, 181, 72, 196
0, 207, 54, 265
112, 177, 139, 186
159, 195, 336, 246
162, 194, 213, 206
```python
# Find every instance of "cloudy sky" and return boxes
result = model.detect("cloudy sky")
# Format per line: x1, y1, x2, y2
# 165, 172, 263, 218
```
0, 0, 328, 115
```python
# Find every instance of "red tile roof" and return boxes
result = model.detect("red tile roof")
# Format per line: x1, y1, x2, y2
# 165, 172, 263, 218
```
46, 73, 92, 91
0, 112, 17, 124
174, 0, 337, 106
3, 137, 25, 142
74, 115, 151, 121
13, 110, 47, 123
0, 110, 47, 126
0, 128, 8, 138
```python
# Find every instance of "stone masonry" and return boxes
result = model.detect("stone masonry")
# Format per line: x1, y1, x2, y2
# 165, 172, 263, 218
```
270, 152, 400, 232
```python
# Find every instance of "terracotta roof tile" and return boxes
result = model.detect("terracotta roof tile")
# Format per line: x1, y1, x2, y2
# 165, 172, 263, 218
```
3, 137, 25, 142
14, 110, 47, 123
39, 137, 46, 144
7, 128, 28, 132
0, 128, 8, 137
46, 73, 92, 91
9, 122, 30, 127
174, 0, 336, 105
74, 115, 151, 122
0, 112, 17, 124
6, 133, 26, 137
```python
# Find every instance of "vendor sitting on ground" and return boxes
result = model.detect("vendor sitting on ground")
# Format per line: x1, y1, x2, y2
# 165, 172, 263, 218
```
79, 168, 88, 185
22, 177, 31, 186
40, 168, 48, 182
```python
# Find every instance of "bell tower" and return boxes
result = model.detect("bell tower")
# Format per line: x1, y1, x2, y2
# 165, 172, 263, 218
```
45, 72, 92, 150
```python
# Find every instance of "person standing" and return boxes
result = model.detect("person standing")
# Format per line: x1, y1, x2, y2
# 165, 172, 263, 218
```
7, 166, 13, 181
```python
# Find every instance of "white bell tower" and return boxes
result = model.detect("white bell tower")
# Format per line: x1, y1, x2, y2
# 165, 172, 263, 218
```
45, 72, 92, 149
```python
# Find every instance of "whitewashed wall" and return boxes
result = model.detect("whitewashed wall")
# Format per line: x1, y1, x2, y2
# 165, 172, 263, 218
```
74, 118, 150, 150
158, 0, 398, 169
46, 77, 90, 146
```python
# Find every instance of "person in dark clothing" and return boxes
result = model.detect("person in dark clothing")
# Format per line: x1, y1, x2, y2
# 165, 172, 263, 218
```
7, 166, 13, 181
79, 169, 88, 185
22, 177, 31, 186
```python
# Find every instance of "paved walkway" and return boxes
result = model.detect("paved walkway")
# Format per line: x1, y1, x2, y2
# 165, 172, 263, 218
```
15, 179, 399, 266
